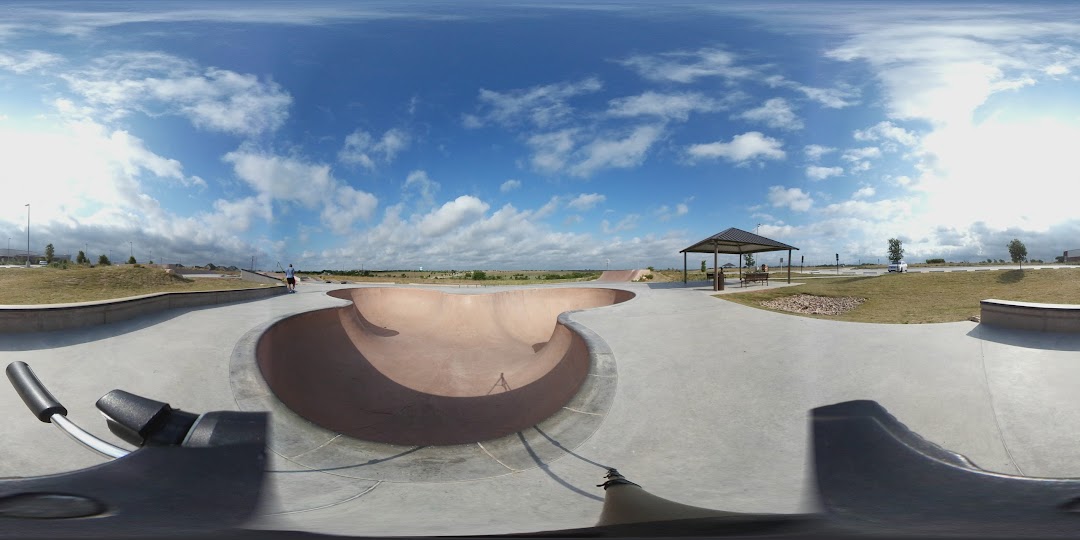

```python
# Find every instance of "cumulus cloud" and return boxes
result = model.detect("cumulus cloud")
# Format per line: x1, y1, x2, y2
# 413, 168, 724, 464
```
569, 125, 663, 177
607, 91, 724, 121
767, 186, 813, 211
418, 195, 490, 237
619, 47, 754, 83
338, 127, 412, 168
687, 131, 785, 164
737, 98, 803, 130
566, 193, 606, 211
806, 165, 843, 180
62, 52, 291, 136
500, 179, 522, 192
852, 186, 876, 199
466, 77, 602, 128
853, 121, 918, 150
223, 149, 377, 232
804, 144, 836, 161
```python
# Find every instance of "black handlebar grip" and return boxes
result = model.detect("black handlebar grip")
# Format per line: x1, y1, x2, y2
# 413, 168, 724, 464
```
6, 361, 67, 422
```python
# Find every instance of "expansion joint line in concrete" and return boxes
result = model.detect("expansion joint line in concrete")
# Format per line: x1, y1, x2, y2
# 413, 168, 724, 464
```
561, 406, 603, 417
289, 434, 342, 461
268, 481, 382, 516
476, 441, 521, 472
978, 339, 1024, 476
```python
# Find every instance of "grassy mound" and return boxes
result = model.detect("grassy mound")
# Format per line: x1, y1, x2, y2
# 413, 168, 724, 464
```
718, 268, 1080, 324
0, 265, 272, 305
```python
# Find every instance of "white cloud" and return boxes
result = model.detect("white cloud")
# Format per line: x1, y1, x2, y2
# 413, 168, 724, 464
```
806, 165, 843, 180
223, 149, 377, 233
763, 75, 861, 108
566, 193, 606, 211
468, 77, 602, 128
687, 131, 785, 164
321, 186, 379, 235
403, 169, 440, 207
534, 196, 560, 219
63, 52, 291, 136
821, 198, 913, 221
654, 202, 690, 222
852, 186, 876, 199
417, 195, 490, 237
527, 129, 578, 173
500, 179, 522, 192
803, 144, 836, 161
0, 50, 62, 73
569, 124, 663, 177
601, 214, 640, 234
1044, 63, 1069, 76
676, 203, 689, 215
767, 186, 813, 212
619, 48, 754, 83
338, 127, 411, 167
738, 98, 803, 130
853, 121, 918, 149
842, 147, 882, 162
607, 91, 723, 121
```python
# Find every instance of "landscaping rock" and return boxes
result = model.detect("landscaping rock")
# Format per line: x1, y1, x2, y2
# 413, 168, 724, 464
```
762, 294, 865, 315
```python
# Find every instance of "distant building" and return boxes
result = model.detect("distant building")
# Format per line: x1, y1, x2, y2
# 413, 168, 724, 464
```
1065, 250, 1080, 263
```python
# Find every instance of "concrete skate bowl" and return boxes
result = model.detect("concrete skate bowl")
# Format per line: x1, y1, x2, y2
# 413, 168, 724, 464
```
596, 269, 648, 282
255, 287, 634, 446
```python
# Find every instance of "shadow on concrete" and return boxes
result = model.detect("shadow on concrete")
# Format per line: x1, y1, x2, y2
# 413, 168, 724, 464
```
646, 280, 719, 290
997, 270, 1025, 284
966, 324, 1080, 352
533, 426, 610, 470
516, 431, 603, 501
0, 303, 218, 351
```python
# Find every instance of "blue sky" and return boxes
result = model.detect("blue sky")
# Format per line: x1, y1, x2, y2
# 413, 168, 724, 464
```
2, 1, 1079, 270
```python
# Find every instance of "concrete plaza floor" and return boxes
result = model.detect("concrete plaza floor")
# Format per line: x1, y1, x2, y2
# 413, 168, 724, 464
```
2, 278, 1078, 536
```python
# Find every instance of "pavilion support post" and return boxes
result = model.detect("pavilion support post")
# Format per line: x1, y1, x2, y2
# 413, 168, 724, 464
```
683, 252, 687, 285
788, 249, 792, 284
739, 249, 743, 280
713, 245, 719, 291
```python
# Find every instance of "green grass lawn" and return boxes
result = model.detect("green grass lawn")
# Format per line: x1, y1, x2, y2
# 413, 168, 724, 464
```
717, 268, 1080, 323
0, 265, 273, 305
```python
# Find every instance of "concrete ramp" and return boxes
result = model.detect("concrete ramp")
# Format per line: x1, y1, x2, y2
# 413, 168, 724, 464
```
596, 269, 648, 282
256, 287, 634, 445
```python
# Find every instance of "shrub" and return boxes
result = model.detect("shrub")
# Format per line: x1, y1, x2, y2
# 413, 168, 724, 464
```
925, 258, 946, 264
127, 256, 137, 264
98, 254, 111, 265
471, 270, 487, 280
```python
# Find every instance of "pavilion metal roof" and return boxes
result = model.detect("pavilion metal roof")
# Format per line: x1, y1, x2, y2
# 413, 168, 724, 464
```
680, 227, 799, 254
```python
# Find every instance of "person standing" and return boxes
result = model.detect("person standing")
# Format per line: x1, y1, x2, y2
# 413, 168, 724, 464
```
285, 264, 296, 292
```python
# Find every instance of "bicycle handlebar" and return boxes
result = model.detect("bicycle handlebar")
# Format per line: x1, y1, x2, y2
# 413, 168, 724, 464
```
6, 361, 67, 422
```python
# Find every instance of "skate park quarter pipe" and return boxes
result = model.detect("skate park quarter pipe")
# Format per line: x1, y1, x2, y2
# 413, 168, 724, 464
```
255, 287, 634, 445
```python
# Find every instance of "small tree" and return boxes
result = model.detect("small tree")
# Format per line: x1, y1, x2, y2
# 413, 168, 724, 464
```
744, 253, 755, 269
45, 243, 55, 263
471, 270, 487, 280
76, 250, 88, 264
98, 254, 111, 266
700, 260, 706, 272
887, 238, 904, 263
127, 255, 137, 264
1007, 239, 1027, 269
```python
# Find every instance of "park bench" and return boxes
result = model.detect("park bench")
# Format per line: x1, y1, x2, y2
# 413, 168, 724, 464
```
741, 272, 769, 287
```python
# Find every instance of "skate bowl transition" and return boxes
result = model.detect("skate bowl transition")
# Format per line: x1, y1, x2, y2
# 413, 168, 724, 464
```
255, 287, 635, 445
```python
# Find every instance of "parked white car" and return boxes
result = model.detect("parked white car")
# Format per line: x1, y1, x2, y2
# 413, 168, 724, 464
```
888, 261, 908, 273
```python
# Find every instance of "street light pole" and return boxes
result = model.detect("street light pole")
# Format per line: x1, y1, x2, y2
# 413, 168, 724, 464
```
25, 204, 30, 267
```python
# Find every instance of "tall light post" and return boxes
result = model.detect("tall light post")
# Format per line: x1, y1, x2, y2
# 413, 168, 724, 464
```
25, 204, 30, 267
755, 223, 762, 235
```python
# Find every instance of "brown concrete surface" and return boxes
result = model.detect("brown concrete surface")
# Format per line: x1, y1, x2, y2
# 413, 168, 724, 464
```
256, 287, 634, 445
596, 270, 648, 282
